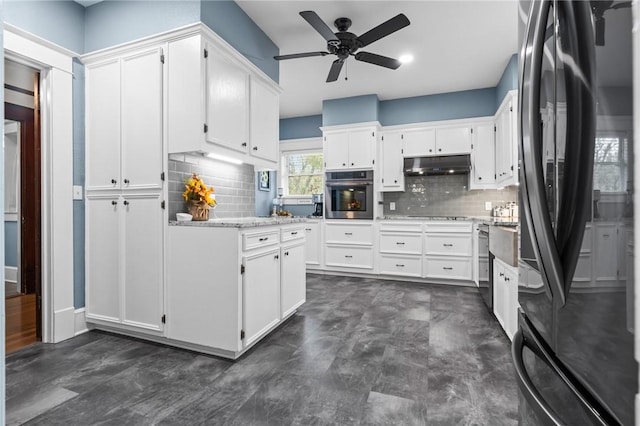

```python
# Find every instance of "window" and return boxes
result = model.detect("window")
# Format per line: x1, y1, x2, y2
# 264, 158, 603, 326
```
281, 151, 323, 196
593, 133, 628, 193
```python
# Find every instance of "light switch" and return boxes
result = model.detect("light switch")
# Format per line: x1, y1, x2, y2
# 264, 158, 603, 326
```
390, 202, 396, 211
73, 185, 84, 200
485, 201, 492, 211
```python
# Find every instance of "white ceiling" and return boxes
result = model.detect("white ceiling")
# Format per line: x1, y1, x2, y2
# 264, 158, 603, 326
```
237, 1, 519, 119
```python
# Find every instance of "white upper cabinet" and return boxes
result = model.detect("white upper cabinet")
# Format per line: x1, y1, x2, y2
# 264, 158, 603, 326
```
470, 122, 496, 189
402, 129, 436, 157
86, 46, 164, 192
250, 77, 279, 162
495, 92, 518, 186
323, 126, 376, 170
206, 48, 249, 154
166, 30, 281, 169
380, 132, 404, 191
86, 59, 121, 191
435, 125, 472, 155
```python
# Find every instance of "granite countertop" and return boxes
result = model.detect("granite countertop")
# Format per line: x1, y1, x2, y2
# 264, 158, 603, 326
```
169, 216, 308, 228
377, 215, 520, 227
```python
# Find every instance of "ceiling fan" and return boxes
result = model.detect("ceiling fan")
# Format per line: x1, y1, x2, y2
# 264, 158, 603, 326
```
273, 11, 411, 82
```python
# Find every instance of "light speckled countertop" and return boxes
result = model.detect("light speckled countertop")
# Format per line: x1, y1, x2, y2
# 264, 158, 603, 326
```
377, 215, 519, 227
169, 216, 308, 228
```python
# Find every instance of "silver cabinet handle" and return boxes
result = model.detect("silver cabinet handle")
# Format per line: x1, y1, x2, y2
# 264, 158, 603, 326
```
602, 234, 610, 238
111, 179, 117, 184
123, 200, 130, 206
443, 243, 453, 247
345, 232, 353, 236
291, 231, 298, 235
396, 264, 405, 267
443, 267, 453, 270
305, 228, 312, 231
253, 146, 258, 151
345, 255, 353, 258
396, 242, 405, 245
124, 179, 130, 184
111, 200, 117, 206
274, 254, 279, 259
259, 237, 269, 242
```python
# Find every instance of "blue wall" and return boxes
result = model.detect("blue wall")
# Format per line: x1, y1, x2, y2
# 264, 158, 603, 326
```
84, 1, 200, 53
72, 59, 86, 309
495, 53, 518, 110
322, 94, 380, 126
280, 115, 322, 140
3, 222, 17, 267
4, 0, 85, 53
255, 171, 277, 217
379, 88, 497, 126
201, 1, 279, 83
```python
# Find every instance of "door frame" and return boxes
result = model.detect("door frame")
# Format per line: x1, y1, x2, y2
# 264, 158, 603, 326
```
5, 25, 76, 343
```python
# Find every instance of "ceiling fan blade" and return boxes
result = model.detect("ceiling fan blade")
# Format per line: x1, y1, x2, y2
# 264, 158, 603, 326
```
300, 11, 338, 43
326, 60, 344, 82
354, 52, 401, 69
274, 51, 330, 60
356, 13, 410, 48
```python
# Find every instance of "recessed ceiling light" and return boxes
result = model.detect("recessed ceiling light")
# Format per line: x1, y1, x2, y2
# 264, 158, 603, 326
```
399, 54, 414, 64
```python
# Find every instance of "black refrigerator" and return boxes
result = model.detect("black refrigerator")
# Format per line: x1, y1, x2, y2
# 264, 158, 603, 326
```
515, 1, 637, 424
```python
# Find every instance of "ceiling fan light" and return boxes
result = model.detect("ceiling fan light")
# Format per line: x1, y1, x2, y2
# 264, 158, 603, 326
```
399, 54, 414, 64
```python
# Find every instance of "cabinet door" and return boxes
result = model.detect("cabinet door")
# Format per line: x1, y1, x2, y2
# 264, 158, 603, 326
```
304, 222, 321, 266
243, 248, 281, 346
250, 78, 279, 162
436, 126, 472, 155
122, 194, 164, 331
496, 101, 515, 182
504, 265, 518, 340
381, 133, 404, 191
493, 261, 505, 328
402, 129, 436, 157
86, 196, 121, 322
121, 47, 164, 190
281, 243, 306, 318
324, 132, 349, 170
348, 129, 375, 169
595, 224, 618, 282
206, 49, 249, 153
471, 123, 496, 187
86, 59, 121, 191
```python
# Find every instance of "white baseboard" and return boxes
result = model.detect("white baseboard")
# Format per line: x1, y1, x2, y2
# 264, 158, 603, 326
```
4, 266, 17, 283
74, 308, 88, 336
53, 307, 76, 343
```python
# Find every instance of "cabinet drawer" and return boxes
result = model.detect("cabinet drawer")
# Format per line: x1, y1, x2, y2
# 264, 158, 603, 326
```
379, 222, 422, 233
325, 223, 373, 245
380, 232, 422, 254
379, 254, 422, 277
424, 257, 472, 280
424, 221, 473, 233
325, 245, 373, 269
425, 234, 472, 256
281, 226, 305, 242
242, 229, 280, 251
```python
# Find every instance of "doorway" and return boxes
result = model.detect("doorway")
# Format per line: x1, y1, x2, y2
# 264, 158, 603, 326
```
4, 59, 41, 353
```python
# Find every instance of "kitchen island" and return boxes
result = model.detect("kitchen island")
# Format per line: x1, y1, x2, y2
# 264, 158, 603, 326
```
165, 217, 307, 359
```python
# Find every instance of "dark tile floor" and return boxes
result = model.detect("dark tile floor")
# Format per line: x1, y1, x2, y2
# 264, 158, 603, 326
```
6, 274, 518, 425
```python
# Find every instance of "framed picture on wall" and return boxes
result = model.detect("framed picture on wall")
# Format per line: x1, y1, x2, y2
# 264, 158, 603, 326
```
258, 171, 270, 191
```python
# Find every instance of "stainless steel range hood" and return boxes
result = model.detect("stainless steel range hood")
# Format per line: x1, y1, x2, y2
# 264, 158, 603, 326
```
403, 155, 471, 176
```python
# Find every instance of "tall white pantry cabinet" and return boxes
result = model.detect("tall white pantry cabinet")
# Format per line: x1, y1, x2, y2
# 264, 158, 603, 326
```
84, 44, 166, 333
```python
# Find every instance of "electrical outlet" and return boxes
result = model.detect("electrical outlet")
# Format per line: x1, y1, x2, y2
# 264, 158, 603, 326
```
390, 202, 396, 211
73, 185, 83, 200
485, 201, 492, 211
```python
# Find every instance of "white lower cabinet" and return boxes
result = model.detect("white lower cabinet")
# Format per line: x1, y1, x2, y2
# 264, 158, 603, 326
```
380, 254, 422, 277
324, 221, 374, 271
423, 222, 473, 281
378, 222, 423, 277
86, 192, 164, 332
242, 247, 281, 347
493, 259, 518, 340
281, 242, 306, 318
304, 220, 322, 268
166, 223, 306, 359
424, 257, 473, 280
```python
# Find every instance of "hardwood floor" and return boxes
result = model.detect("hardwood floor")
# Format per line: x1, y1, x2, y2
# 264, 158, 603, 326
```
7, 274, 518, 425
6, 293, 38, 354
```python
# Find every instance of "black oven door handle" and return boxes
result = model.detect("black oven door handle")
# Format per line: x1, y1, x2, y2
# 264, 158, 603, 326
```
325, 181, 372, 187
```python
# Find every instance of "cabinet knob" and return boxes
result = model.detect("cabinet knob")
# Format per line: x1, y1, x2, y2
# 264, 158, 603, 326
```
342, 163, 346, 166
242, 142, 247, 147
291, 231, 298, 235
111, 200, 117, 206
111, 179, 117, 184
124, 179, 129, 184
123, 200, 130, 206
285, 251, 289, 256
429, 149, 432, 152
438, 148, 442, 152
253, 146, 258, 151
478, 176, 482, 180
394, 180, 397, 183
499, 272, 504, 277
505, 277, 510, 282
305, 228, 312, 231
351, 162, 354, 166
274, 254, 279, 259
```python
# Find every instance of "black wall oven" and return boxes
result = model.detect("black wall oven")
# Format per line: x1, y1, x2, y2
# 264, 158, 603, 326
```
325, 170, 374, 219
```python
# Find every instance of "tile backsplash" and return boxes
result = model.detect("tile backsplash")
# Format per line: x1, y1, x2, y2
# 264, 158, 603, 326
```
383, 174, 517, 216
168, 153, 255, 220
